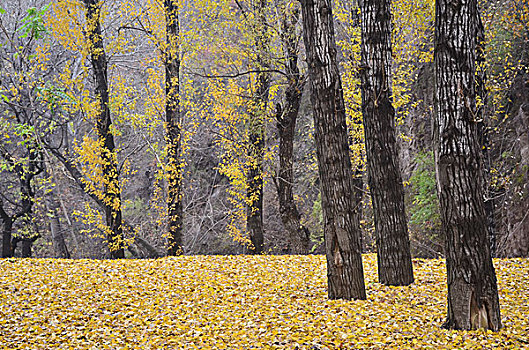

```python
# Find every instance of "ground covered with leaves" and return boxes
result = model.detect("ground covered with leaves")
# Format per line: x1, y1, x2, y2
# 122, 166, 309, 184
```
0, 254, 528, 349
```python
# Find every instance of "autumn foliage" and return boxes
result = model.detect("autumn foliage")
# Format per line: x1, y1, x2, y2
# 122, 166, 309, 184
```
1, 254, 527, 348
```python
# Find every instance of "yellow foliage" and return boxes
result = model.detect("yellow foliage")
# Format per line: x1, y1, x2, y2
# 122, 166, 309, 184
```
0, 255, 527, 348
334, 0, 434, 172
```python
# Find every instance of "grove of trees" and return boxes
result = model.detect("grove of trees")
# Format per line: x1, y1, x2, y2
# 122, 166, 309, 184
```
2, 0, 528, 332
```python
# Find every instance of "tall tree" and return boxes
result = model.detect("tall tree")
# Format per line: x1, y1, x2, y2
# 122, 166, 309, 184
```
359, 0, 414, 285
434, 0, 501, 330
274, 4, 310, 255
0, 3, 48, 257
45, 187, 70, 259
0, 146, 43, 257
300, 0, 366, 299
246, 0, 270, 254
84, 0, 124, 258
0, 201, 13, 257
164, 0, 184, 255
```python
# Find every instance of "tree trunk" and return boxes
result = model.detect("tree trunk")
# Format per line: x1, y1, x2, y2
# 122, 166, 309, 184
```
359, 0, 414, 285
500, 102, 529, 257
434, 0, 501, 331
247, 121, 265, 254
21, 240, 32, 258
247, 0, 270, 254
475, 12, 496, 256
276, 102, 310, 255
1, 206, 13, 258
46, 191, 70, 259
50, 148, 165, 258
275, 6, 310, 255
84, 0, 124, 259
0, 145, 41, 257
300, 0, 366, 300
165, 0, 184, 256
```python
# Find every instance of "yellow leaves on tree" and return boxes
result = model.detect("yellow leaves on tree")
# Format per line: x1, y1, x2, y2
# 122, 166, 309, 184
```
334, 0, 435, 173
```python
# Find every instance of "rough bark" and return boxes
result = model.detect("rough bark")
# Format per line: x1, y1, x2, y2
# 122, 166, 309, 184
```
300, 0, 366, 300
84, 0, 124, 258
434, 0, 501, 331
274, 6, 310, 255
359, 0, 414, 285
276, 103, 310, 255
1, 202, 13, 258
247, 0, 270, 254
164, 0, 184, 256
474, 11, 496, 256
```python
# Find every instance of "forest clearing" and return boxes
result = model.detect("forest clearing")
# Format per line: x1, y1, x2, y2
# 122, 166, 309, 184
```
2, 0, 529, 341
1, 254, 528, 349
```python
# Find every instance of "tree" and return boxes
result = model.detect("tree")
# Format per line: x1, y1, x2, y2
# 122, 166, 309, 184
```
0, 2, 50, 257
83, 0, 124, 258
245, 0, 270, 254
300, 0, 366, 299
44, 180, 70, 259
358, 0, 414, 285
434, 0, 501, 330
164, 0, 184, 256
488, 0, 529, 258
274, 3, 310, 255
0, 145, 43, 257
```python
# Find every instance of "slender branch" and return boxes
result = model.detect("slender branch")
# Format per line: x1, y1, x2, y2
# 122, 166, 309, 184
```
189, 68, 286, 79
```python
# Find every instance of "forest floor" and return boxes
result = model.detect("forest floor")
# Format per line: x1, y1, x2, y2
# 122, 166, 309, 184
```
0, 254, 528, 349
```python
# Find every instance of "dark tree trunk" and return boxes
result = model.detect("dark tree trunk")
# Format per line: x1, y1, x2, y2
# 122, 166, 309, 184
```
247, 0, 269, 254
434, 0, 501, 331
359, 0, 414, 285
21, 240, 32, 258
165, 0, 184, 256
300, 0, 366, 300
1, 205, 13, 258
0, 141, 42, 258
247, 120, 265, 254
84, 0, 124, 259
276, 102, 310, 255
275, 6, 310, 255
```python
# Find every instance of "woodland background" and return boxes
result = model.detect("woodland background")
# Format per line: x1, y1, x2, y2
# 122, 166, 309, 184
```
0, 0, 528, 259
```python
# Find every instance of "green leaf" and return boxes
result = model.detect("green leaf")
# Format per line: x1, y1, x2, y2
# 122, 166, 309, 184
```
16, 5, 49, 40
